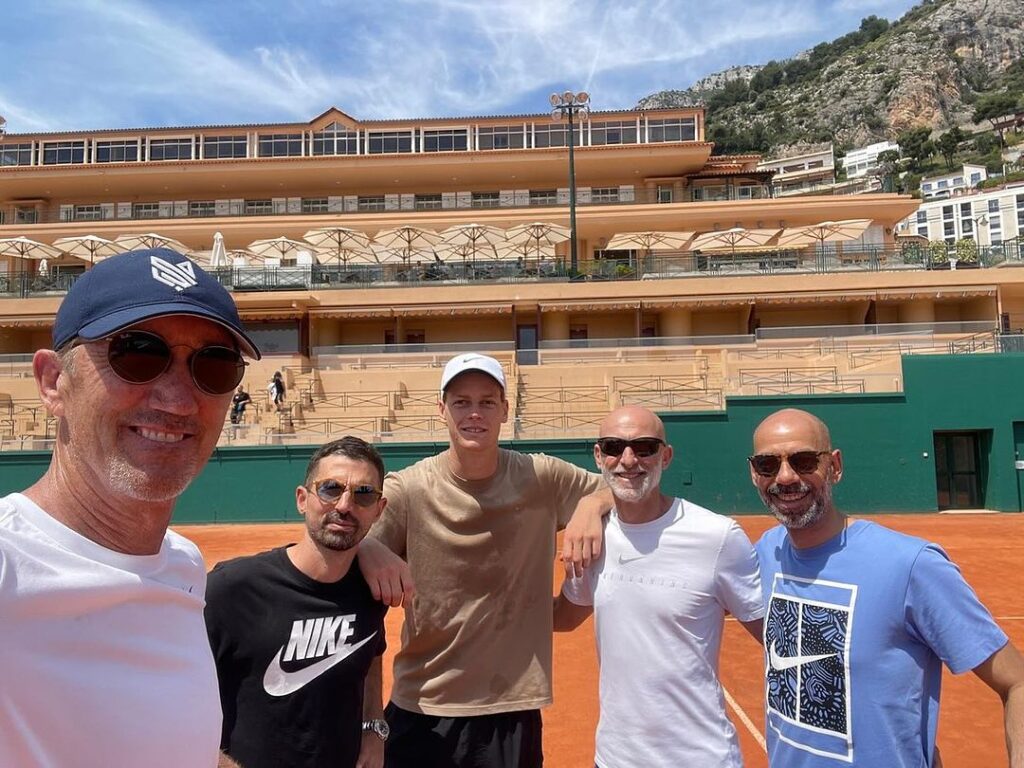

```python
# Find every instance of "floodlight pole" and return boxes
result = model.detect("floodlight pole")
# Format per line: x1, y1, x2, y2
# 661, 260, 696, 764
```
550, 92, 590, 273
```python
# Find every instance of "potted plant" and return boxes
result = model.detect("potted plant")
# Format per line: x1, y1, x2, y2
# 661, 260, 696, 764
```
928, 240, 951, 269
954, 237, 980, 268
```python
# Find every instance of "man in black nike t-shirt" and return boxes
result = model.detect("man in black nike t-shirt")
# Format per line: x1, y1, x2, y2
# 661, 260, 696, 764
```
205, 436, 391, 768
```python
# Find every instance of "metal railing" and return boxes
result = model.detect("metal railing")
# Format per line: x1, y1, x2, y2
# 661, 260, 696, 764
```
2, 243, 1022, 299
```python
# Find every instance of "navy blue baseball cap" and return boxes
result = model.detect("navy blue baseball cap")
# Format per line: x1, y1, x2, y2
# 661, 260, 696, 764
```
53, 248, 261, 359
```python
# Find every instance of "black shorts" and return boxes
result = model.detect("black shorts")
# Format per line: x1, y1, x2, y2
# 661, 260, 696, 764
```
384, 702, 543, 768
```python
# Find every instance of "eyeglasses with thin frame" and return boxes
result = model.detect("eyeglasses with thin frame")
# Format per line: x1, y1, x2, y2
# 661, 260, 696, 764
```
87, 329, 246, 395
596, 437, 665, 458
748, 451, 832, 478
312, 478, 383, 508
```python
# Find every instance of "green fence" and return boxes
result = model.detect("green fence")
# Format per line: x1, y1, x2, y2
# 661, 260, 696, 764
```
3, 353, 1023, 520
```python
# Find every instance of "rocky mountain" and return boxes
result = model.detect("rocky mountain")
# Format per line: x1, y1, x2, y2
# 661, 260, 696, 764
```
638, 0, 1024, 155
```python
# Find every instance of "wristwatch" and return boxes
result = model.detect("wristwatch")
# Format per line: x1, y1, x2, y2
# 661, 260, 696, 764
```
362, 719, 390, 742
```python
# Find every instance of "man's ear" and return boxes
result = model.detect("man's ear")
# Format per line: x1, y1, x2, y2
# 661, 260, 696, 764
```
295, 485, 310, 519
660, 444, 674, 469
829, 449, 844, 484
593, 442, 603, 470
34, 349, 67, 418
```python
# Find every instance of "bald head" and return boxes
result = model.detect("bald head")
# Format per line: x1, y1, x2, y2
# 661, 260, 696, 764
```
599, 405, 666, 441
753, 408, 831, 454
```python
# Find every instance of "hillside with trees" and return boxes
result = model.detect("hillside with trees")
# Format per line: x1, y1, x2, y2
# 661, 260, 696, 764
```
638, 0, 1023, 186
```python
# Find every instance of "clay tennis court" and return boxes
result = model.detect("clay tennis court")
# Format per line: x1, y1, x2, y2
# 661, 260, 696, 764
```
181, 512, 1023, 767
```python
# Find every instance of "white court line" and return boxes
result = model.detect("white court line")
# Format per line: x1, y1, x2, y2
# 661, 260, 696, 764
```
723, 685, 766, 752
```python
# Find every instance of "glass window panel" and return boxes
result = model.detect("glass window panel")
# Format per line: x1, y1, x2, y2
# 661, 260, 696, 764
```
423, 129, 468, 153
0, 143, 33, 166
258, 133, 304, 157
95, 141, 139, 163
42, 141, 85, 165
203, 135, 248, 159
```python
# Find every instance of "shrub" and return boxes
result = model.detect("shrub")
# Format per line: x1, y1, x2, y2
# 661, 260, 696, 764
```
955, 238, 979, 263
929, 240, 950, 264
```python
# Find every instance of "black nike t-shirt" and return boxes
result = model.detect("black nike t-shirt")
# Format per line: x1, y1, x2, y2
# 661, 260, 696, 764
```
205, 546, 387, 768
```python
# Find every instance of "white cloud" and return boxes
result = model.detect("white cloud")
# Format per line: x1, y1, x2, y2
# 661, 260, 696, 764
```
0, 0, 915, 132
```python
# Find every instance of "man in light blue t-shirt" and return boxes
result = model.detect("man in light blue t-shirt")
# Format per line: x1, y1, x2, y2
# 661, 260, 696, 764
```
748, 408, 1024, 768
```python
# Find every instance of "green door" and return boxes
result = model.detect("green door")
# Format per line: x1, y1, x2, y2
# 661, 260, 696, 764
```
933, 432, 982, 510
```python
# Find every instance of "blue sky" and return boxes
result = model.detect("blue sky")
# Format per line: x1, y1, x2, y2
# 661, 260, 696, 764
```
1, 0, 920, 134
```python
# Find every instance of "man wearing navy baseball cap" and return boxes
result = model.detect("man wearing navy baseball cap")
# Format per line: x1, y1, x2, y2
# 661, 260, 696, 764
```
0, 249, 260, 768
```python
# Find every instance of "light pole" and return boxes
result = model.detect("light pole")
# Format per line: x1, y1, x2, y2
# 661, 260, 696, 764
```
550, 91, 590, 273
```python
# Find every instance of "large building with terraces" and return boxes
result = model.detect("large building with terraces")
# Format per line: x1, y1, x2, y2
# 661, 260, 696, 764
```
2, 105, 1023, 515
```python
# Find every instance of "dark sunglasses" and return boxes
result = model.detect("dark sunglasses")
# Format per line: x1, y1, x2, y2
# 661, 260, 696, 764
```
748, 451, 831, 478
596, 437, 665, 458
313, 479, 383, 508
102, 330, 246, 395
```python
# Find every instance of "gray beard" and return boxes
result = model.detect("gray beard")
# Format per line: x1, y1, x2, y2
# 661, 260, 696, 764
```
602, 461, 662, 504
759, 480, 833, 529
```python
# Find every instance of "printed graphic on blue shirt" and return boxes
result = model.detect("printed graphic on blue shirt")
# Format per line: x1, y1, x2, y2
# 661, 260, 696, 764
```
764, 573, 856, 762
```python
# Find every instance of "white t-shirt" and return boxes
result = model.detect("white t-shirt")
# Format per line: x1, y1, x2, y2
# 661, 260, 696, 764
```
0, 492, 222, 768
563, 498, 764, 768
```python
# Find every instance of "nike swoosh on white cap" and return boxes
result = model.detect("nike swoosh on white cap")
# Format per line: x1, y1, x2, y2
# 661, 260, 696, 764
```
768, 640, 838, 672
263, 632, 377, 697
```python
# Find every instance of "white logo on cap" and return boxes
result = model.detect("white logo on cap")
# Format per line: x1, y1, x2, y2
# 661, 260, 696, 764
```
151, 255, 198, 292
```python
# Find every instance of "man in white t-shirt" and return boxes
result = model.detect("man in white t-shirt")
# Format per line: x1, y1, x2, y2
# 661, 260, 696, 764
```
555, 405, 764, 768
0, 249, 261, 768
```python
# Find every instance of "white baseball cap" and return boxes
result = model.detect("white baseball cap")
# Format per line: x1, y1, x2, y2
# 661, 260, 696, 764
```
440, 353, 506, 393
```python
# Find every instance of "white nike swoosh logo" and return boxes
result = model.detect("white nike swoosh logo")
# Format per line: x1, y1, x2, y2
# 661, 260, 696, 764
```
263, 632, 377, 697
618, 553, 644, 564
768, 640, 838, 672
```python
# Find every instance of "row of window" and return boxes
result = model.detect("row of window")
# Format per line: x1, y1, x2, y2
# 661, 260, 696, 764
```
0, 118, 697, 166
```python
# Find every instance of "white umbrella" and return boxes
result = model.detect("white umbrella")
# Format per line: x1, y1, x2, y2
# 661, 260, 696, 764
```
690, 227, 780, 254
247, 236, 308, 262
0, 236, 63, 262
303, 227, 372, 267
506, 222, 571, 260
209, 232, 229, 269
114, 232, 192, 253
372, 226, 441, 264
227, 249, 260, 267
439, 223, 506, 262
606, 231, 694, 253
52, 235, 127, 264
776, 219, 872, 249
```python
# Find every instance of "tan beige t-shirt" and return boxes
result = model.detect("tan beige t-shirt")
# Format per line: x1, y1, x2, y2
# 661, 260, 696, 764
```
371, 448, 602, 716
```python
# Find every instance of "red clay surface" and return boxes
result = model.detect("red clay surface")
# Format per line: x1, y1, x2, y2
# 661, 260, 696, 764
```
180, 513, 1023, 768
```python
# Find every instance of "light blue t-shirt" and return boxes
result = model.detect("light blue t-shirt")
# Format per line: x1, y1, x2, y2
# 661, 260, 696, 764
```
755, 519, 1007, 768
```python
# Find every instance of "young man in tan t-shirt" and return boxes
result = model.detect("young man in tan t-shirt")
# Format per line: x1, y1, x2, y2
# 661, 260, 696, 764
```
362, 352, 610, 768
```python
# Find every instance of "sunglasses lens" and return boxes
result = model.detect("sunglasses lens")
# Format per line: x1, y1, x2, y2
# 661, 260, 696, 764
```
108, 332, 171, 384
750, 455, 782, 476
316, 480, 343, 503
351, 487, 383, 507
598, 438, 662, 457
192, 346, 246, 395
630, 438, 662, 457
789, 452, 823, 474
597, 438, 627, 456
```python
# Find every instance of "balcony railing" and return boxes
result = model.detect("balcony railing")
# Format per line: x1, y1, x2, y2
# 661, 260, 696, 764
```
1, 242, 1021, 299
0, 186, 778, 226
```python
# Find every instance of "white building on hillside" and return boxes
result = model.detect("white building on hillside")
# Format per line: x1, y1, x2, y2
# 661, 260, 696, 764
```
757, 145, 835, 197
898, 181, 1024, 246
840, 140, 900, 179
919, 163, 988, 200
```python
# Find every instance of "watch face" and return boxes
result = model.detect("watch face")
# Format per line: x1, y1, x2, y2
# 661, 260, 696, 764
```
375, 720, 390, 739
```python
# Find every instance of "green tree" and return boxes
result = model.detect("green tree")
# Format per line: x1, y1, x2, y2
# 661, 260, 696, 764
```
897, 127, 934, 171
973, 92, 1020, 147
874, 149, 901, 192
936, 127, 966, 170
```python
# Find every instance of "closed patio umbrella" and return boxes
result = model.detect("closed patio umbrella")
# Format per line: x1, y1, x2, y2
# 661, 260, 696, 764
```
208, 232, 229, 269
